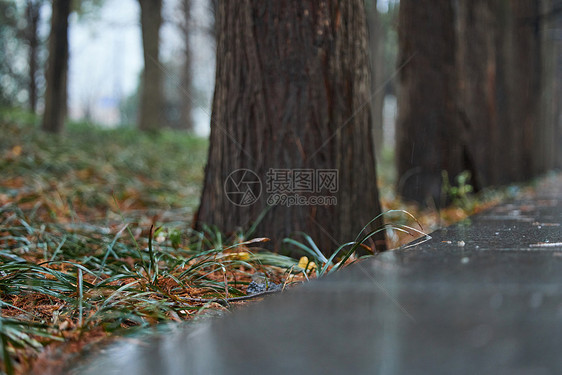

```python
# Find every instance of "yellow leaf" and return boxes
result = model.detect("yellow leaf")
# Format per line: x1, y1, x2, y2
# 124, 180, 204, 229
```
11, 145, 22, 156
298, 256, 317, 271
223, 252, 251, 261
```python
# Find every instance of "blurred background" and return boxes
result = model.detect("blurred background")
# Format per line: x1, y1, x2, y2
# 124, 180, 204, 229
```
1, 0, 219, 134
0, 0, 560, 236
0, 0, 402, 136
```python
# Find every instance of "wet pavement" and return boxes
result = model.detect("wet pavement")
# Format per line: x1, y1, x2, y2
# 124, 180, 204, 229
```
69, 175, 562, 375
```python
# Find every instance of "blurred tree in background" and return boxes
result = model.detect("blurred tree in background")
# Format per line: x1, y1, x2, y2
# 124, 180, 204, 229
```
396, 0, 459, 206
173, 0, 194, 131
0, 1, 23, 108
0, 0, 221, 134
396, 0, 562, 206
24, 0, 44, 113
0, 0, 46, 110
137, 0, 164, 132
37, 0, 104, 133
41, 0, 71, 133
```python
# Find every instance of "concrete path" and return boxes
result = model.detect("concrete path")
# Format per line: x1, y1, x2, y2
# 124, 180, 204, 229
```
70, 175, 562, 375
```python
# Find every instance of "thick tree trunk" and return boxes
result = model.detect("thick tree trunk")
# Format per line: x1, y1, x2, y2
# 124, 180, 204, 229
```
396, 0, 463, 206
511, 0, 542, 179
367, 0, 384, 157
138, 0, 164, 132
457, 0, 546, 187
456, 0, 504, 189
398, 0, 553, 206
556, 1, 562, 169
539, 0, 560, 171
558, 40, 562, 169
41, 0, 70, 133
196, 0, 386, 256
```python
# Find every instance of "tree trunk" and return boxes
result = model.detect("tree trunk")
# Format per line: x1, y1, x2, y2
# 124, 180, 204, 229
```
41, 0, 70, 133
511, 0, 542, 179
26, 0, 41, 113
397, 0, 554, 205
539, 0, 560, 171
367, 0, 384, 157
138, 0, 164, 132
396, 0, 462, 206
196, 0, 386, 256
178, 0, 194, 131
556, 1, 562, 169
457, 0, 546, 187
456, 0, 504, 189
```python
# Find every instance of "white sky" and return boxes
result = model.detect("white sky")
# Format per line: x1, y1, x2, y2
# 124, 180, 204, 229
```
69, 0, 142, 108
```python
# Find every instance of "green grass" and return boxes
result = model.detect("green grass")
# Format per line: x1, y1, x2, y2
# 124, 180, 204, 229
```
0, 108, 208, 212
0, 108, 311, 374
283, 209, 430, 278
0, 201, 307, 374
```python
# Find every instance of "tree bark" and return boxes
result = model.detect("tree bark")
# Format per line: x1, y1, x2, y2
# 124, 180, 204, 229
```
196, 0, 386, 256
367, 0, 384, 157
396, 0, 463, 206
25, 0, 42, 113
539, 0, 559, 171
41, 0, 70, 133
178, 0, 194, 131
397, 0, 554, 206
138, 0, 164, 132
556, 1, 562, 169
457, 0, 547, 186
456, 0, 504, 189
511, 0, 542, 179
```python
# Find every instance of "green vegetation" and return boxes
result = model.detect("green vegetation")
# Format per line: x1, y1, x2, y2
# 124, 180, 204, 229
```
284, 210, 428, 278
441, 170, 475, 211
0, 108, 208, 211
0, 109, 309, 374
